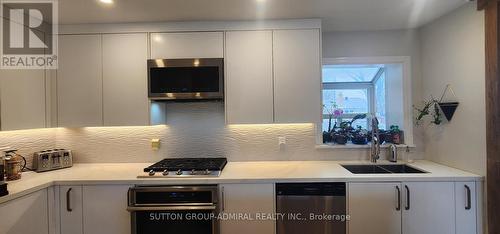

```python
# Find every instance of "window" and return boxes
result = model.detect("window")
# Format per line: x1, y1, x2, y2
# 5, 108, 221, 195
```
321, 58, 411, 146
322, 64, 385, 131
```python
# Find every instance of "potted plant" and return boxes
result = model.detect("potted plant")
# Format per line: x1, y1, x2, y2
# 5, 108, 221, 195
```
335, 114, 367, 145
322, 102, 343, 143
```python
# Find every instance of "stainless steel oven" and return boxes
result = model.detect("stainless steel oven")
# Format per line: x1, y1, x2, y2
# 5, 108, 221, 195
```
147, 58, 224, 100
127, 185, 220, 234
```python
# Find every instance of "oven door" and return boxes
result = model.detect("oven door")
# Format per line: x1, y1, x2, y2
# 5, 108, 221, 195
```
128, 205, 219, 234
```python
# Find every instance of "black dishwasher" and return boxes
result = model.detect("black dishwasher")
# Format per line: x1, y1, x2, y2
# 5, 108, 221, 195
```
276, 183, 346, 234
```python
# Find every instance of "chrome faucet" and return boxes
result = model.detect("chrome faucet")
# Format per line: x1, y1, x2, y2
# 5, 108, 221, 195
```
370, 115, 381, 163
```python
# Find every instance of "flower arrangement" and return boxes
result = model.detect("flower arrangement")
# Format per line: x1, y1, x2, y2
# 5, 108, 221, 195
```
323, 102, 343, 132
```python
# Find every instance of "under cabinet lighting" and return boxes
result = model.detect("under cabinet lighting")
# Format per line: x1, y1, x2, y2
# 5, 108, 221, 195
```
99, 0, 114, 4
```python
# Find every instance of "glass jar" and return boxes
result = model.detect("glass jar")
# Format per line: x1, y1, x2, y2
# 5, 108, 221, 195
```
5, 155, 21, 181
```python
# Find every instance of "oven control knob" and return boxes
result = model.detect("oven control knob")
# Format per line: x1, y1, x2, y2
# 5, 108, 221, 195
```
191, 169, 196, 175
205, 169, 210, 175
162, 170, 169, 176
148, 170, 155, 176
176, 169, 183, 175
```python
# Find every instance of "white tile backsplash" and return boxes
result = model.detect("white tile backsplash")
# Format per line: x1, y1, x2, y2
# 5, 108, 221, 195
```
0, 103, 423, 163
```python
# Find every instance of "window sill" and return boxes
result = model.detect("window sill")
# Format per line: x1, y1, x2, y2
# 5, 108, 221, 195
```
315, 143, 416, 150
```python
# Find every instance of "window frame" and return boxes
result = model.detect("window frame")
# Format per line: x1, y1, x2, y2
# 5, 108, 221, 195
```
318, 56, 414, 147
322, 82, 373, 129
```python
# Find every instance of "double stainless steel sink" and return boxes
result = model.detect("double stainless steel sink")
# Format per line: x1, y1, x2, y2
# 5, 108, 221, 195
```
342, 164, 427, 174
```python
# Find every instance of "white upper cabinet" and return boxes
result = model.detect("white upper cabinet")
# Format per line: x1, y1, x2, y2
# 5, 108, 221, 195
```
57, 34, 103, 127
273, 29, 321, 123
0, 69, 46, 131
150, 32, 224, 59
225, 31, 274, 124
102, 33, 149, 126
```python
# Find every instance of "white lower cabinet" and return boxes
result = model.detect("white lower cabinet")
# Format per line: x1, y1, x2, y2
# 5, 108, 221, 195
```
59, 185, 131, 234
348, 183, 402, 234
82, 185, 131, 234
402, 182, 455, 234
455, 182, 478, 234
59, 185, 84, 234
220, 183, 275, 234
348, 182, 477, 234
0, 189, 49, 234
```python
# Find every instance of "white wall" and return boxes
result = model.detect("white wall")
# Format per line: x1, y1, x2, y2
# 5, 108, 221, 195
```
385, 64, 405, 129
322, 29, 424, 156
419, 3, 486, 176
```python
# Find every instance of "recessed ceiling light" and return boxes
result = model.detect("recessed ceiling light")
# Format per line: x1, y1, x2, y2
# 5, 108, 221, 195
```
256, 0, 266, 3
99, 0, 114, 4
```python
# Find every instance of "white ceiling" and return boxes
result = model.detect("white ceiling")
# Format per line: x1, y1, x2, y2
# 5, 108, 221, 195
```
58, 0, 469, 32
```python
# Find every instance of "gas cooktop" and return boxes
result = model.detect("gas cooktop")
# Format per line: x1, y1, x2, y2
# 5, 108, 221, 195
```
139, 158, 228, 178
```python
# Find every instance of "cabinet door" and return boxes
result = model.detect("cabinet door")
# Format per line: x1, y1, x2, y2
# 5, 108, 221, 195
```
151, 32, 224, 59
83, 185, 131, 234
348, 183, 402, 234
273, 29, 321, 123
220, 183, 275, 234
0, 189, 49, 234
455, 182, 477, 234
57, 35, 102, 127
225, 31, 274, 124
102, 33, 149, 126
402, 182, 455, 234
0, 69, 46, 130
60, 185, 83, 234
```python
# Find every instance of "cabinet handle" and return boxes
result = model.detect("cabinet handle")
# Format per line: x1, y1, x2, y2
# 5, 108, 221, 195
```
404, 185, 410, 210
221, 186, 225, 212
66, 188, 73, 212
465, 185, 472, 210
396, 186, 401, 211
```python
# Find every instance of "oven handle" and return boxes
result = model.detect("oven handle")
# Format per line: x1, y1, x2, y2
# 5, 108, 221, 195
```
127, 205, 217, 212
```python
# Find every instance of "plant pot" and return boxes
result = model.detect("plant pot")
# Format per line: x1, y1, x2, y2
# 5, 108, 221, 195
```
323, 131, 333, 143
333, 134, 348, 145
351, 135, 368, 145
438, 102, 459, 121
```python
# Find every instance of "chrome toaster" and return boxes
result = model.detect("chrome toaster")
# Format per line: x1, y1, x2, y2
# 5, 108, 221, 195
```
33, 149, 73, 172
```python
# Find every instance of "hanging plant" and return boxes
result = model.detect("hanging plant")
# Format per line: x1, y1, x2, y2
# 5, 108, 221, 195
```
415, 85, 460, 126
414, 98, 443, 126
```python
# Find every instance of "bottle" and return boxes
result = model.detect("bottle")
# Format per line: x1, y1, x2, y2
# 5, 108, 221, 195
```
4, 150, 22, 181
389, 144, 398, 163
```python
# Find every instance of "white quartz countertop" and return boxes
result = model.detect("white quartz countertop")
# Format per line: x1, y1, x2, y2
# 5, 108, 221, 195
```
0, 160, 482, 204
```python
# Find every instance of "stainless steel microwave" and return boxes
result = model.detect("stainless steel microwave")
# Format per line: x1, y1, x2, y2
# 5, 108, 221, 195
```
147, 58, 224, 100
